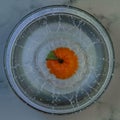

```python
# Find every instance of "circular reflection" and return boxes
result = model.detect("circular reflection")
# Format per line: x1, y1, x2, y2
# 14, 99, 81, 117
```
5, 6, 114, 114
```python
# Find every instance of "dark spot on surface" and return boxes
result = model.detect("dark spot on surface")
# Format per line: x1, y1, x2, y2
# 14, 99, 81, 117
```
58, 59, 64, 64
69, 0, 76, 3
93, 14, 119, 33
92, 14, 114, 32
65, 0, 77, 6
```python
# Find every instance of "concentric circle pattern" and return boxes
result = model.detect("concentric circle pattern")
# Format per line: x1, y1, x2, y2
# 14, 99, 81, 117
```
5, 6, 114, 114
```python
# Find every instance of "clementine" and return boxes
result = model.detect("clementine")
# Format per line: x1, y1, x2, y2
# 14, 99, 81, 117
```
46, 47, 78, 79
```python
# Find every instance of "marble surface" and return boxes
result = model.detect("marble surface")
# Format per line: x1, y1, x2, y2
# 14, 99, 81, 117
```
0, 0, 120, 120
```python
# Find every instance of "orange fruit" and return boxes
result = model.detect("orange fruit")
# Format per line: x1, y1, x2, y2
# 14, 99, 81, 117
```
46, 47, 78, 79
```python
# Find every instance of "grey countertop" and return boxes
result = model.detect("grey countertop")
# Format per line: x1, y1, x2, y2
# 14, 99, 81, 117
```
0, 0, 120, 120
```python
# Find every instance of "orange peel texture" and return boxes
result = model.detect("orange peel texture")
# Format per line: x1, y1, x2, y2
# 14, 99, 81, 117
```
46, 47, 78, 79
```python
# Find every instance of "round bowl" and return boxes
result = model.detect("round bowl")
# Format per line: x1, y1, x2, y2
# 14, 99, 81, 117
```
4, 5, 114, 114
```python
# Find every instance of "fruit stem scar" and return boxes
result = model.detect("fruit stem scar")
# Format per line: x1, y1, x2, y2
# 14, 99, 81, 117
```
58, 58, 64, 64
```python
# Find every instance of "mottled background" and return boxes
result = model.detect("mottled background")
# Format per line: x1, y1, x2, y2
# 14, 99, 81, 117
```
0, 0, 120, 120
